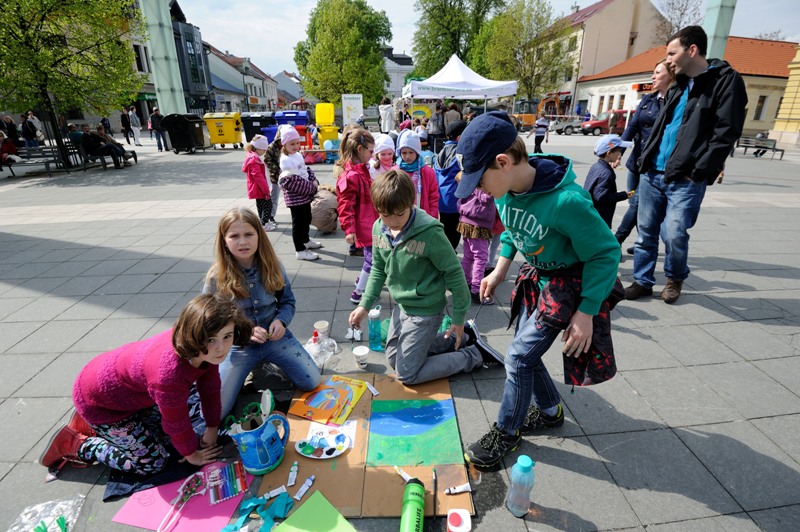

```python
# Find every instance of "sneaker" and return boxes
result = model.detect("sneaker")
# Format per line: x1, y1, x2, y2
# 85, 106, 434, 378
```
624, 281, 653, 300
305, 240, 323, 250
122, 153, 132, 160
716, 171, 724, 184
464, 423, 520, 468
263, 222, 277, 231
661, 278, 683, 304
348, 246, 364, 257
626, 246, 634, 255
39, 425, 88, 469
296, 250, 319, 261
269, 217, 276, 224
350, 290, 363, 304
464, 320, 504, 365
520, 404, 564, 434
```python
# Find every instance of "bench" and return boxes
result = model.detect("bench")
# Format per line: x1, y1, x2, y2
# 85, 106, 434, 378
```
69, 141, 137, 171
2, 146, 70, 177
735, 137, 784, 160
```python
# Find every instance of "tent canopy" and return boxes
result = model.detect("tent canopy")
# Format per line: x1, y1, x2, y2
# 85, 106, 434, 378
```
402, 55, 517, 100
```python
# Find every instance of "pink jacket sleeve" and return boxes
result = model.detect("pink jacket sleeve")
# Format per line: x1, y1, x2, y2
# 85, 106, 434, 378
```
421, 166, 440, 219
337, 171, 357, 236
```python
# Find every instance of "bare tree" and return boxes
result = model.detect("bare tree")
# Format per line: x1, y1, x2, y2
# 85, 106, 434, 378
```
653, 0, 703, 44
753, 30, 786, 41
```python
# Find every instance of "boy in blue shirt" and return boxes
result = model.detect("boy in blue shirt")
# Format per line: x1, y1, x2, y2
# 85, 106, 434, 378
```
455, 111, 622, 468
583, 134, 634, 228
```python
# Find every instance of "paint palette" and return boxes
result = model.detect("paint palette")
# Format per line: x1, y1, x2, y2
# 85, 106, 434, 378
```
295, 433, 351, 460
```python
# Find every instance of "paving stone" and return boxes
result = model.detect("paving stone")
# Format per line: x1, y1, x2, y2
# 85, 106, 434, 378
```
139, 272, 201, 293
6, 319, 98, 354
50, 275, 115, 297
37, 260, 99, 278
645, 513, 763, 531
0, 277, 69, 298
0, 353, 57, 398
52, 294, 129, 321
3, 296, 77, 322
623, 367, 741, 427
16, 352, 97, 397
108, 292, 186, 319
690, 361, 800, 419
644, 324, 743, 366
750, 414, 800, 464
748, 503, 800, 531
0, 321, 45, 352
675, 421, 800, 511
67, 318, 158, 353
0, 297, 35, 320
0, 397, 74, 462
589, 429, 741, 525
701, 322, 796, 361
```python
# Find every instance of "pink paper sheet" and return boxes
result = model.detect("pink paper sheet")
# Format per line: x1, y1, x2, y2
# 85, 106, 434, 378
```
112, 467, 253, 532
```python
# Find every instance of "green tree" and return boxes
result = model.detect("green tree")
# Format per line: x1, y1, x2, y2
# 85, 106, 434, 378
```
476, 0, 573, 100
412, 0, 506, 77
0, 0, 146, 164
295, 0, 391, 106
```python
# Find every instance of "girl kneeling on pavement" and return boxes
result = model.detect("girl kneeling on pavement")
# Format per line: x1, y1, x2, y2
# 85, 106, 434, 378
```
40, 294, 252, 478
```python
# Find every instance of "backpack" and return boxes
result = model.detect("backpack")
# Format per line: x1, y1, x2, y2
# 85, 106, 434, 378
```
433, 149, 460, 214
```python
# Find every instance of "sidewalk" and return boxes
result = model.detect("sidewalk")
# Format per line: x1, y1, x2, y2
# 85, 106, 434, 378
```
0, 134, 798, 531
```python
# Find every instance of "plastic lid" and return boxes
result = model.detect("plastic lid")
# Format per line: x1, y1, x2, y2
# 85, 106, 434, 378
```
368, 305, 381, 319
448, 512, 463, 527
517, 455, 534, 471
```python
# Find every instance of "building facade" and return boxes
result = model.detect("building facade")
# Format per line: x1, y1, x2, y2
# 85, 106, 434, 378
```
383, 46, 414, 100
574, 37, 797, 137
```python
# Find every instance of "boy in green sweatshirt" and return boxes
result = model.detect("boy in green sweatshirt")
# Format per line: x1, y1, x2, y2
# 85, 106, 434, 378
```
348, 169, 503, 385
456, 111, 621, 468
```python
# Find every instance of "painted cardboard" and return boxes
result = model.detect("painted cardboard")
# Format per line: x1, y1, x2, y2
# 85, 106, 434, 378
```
258, 373, 474, 517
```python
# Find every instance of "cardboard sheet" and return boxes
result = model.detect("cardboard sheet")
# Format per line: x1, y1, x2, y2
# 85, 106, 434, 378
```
259, 373, 473, 517
112, 467, 252, 531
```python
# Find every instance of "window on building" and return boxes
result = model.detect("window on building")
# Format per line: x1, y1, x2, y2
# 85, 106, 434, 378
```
568, 36, 578, 52
184, 32, 203, 84
564, 68, 573, 82
775, 97, 783, 118
133, 45, 150, 73
606, 97, 613, 111
618, 95, 625, 110
753, 95, 767, 120
598, 96, 605, 112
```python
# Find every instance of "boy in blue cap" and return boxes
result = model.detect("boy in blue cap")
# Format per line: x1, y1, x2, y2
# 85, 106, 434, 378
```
455, 111, 622, 468
584, 134, 634, 228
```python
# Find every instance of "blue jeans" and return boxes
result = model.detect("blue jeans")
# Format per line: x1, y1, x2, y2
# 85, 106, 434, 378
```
615, 171, 640, 242
496, 310, 562, 433
633, 171, 706, 287
218, 330, 320, 418
153, 130, 167, 151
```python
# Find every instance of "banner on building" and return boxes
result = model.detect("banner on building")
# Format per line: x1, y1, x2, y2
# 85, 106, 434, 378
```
342, 94, 363, 125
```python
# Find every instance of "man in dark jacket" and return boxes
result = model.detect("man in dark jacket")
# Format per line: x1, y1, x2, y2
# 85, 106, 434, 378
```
120, 108, 131, 145
80, 124, 124, 168
149, 107, 167, 152
625, 25, 746, 304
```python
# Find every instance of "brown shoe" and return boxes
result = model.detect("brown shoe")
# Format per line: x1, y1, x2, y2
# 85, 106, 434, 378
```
624, 282, 653, 300
661, 278, 684, 304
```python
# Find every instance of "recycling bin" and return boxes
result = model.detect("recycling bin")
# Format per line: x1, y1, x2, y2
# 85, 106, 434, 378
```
261, 126, 280, 144
275, 110, 309, 127
161, 114, 207, 154
318, 126, 339, 147
315, 103, 335, 126
203, 112, 243, 149
241, 112, 276, 142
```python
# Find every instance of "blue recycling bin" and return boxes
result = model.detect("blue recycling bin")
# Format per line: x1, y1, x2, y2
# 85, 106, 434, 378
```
261, 126, 280, 144
275, 110, 309, 127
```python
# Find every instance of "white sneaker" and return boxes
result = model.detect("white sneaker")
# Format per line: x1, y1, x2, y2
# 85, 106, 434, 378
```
305, 240, 323, 249
263, 222, 277, 231
296, 250, 319, 261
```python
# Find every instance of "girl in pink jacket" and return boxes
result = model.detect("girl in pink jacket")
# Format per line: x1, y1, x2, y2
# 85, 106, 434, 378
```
395, 130, 439, 218
243, 135, 275, 231
336, 127, 377, 303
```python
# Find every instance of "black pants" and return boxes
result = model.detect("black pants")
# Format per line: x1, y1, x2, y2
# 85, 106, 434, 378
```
122, 127, 131, 145
289, 203, 312, 252
439, 212, 461, 249
255, 198, 273, 226
93, 144, 121, 167
533, 135, 545, 154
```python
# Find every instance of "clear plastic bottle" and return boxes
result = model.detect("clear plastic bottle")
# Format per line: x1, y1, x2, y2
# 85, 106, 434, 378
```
505, 455, 535, 517
368, 305, 384, 352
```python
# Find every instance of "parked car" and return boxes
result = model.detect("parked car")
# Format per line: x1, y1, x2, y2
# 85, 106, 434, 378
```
549, 117, 585, 135
580, 109, 632, 136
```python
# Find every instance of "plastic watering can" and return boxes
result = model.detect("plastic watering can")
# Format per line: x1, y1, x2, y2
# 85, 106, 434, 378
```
228, 390, 290, 475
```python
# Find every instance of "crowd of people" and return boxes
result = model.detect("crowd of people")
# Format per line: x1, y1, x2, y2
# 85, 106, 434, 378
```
37, 25, 747, 480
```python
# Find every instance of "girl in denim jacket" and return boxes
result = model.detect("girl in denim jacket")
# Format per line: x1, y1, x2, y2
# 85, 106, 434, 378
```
203, 208, 321, 418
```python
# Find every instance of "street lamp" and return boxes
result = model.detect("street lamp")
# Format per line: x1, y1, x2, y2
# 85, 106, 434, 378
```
242, 64, 251, 112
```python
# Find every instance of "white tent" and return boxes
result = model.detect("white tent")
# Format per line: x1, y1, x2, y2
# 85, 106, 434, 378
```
401, 54, 517, 100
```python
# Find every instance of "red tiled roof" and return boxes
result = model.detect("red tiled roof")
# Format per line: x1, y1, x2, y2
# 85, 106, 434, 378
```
560, 0, 616, 28
206, 43, 276, 82
579, 37, 798, 82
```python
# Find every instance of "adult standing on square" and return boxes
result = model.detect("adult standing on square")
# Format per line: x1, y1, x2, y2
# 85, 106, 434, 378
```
149, 107, 167, 152
625, 26, 747, 304
128, 106, 143, 146
120, 108, 131, 145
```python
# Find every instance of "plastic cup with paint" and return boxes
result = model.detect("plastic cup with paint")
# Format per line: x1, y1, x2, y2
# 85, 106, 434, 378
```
314, 320, 330, 338
352, 345, 369, 369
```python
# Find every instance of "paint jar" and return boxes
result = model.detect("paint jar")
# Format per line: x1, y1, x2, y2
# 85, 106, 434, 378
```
368, 305, 383, 352
446, 509, 472, 532
352, 345, 369, 369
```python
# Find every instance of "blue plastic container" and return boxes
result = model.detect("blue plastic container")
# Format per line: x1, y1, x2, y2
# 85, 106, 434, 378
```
506, 455, 535, 517
275, 110, 309, 127
261, 125, 280, 144
368, 306, 384, 352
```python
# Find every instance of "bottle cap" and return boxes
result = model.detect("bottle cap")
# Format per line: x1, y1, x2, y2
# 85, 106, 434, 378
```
517, 454, 534, 471
448, 512, 462, 527
368, 307, 380, 319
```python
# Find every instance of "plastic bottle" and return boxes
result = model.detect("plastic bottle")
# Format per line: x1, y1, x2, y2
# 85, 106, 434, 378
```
446, 509, 471, 531
368, 305, 384, 352
398, 478, 425, 532
505, 455, 535, 517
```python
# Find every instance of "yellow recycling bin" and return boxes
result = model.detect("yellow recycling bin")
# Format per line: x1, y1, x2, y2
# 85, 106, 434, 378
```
318, 126, 339, 147
203, 112, 243, 149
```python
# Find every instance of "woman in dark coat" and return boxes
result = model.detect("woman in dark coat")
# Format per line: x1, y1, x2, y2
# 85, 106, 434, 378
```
615, 60, 675, 252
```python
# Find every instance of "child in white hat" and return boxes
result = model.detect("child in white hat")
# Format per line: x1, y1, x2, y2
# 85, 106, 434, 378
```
243, 134, 275, 231
369, 133, 395, 179
394, 130, 439, 218
279, 126, 322, 261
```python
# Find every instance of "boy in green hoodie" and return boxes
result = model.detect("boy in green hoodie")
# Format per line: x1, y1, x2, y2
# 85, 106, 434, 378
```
456, 111, 621, 468
348, 169, 504, 385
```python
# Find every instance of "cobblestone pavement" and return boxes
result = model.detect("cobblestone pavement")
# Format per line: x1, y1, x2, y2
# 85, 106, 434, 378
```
1, 133, 798, 530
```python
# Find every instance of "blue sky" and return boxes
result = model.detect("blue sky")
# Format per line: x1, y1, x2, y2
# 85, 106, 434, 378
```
181, 0, 800, 76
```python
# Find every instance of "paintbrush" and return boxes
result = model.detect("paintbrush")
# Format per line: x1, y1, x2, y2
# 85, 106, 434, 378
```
432, 468, 437, 529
